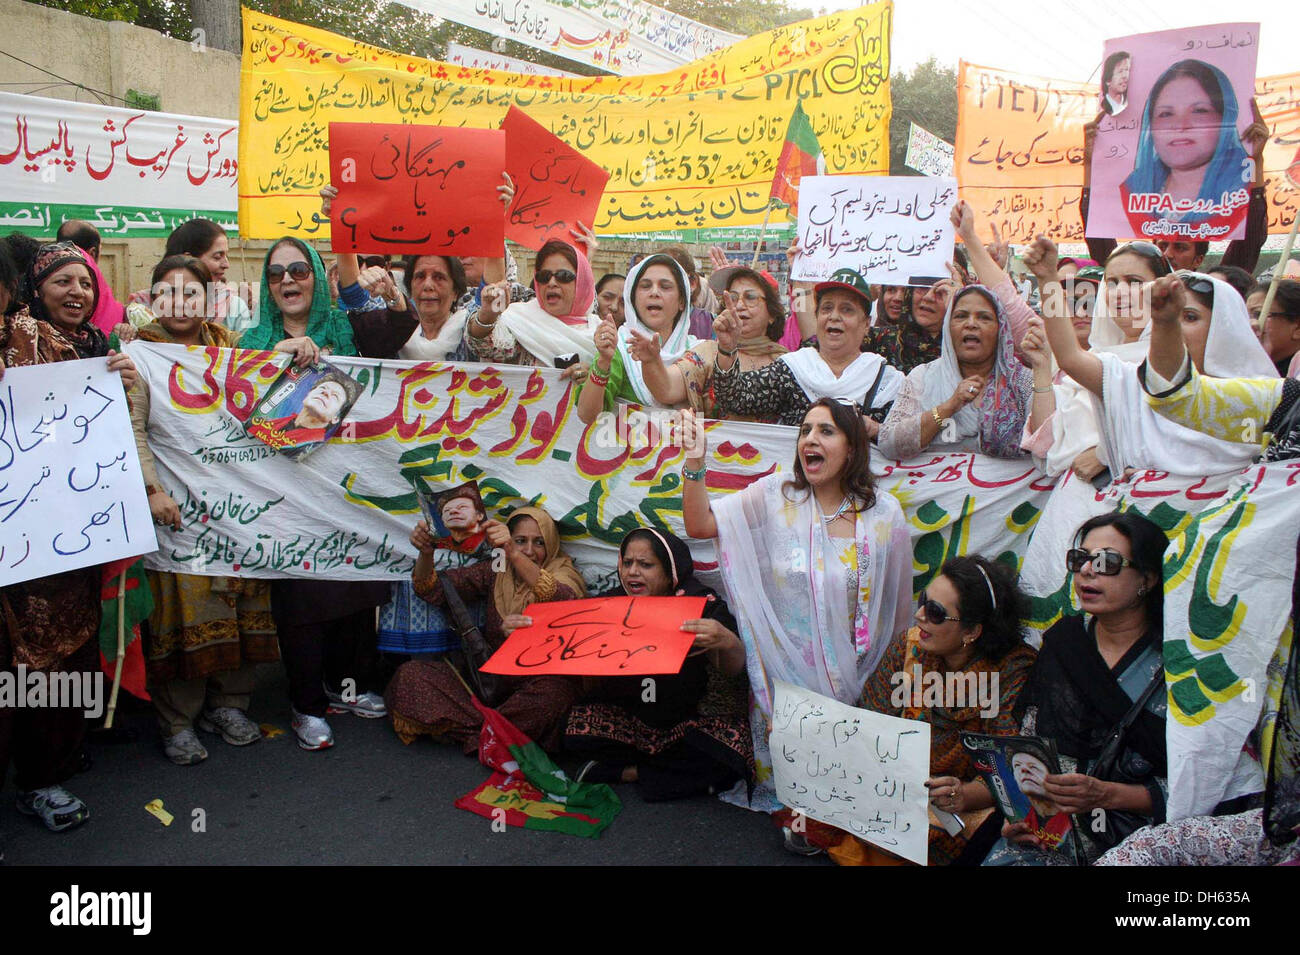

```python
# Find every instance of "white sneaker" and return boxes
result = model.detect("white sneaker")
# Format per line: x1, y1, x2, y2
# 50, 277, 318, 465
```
197, 707, 261, 746
163, 728, 209, 766
324, 685, 388, 718
290, 710, 334, 751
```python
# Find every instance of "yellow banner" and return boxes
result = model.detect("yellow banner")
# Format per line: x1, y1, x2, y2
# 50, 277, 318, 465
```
958, 61, 1300, 244
238, 4, 892, 240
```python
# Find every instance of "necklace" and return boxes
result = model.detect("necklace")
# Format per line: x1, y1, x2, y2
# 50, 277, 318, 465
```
820, 497, 852, 524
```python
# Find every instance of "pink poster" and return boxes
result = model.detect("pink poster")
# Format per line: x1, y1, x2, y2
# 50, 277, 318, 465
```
1086, 22, 1259, 242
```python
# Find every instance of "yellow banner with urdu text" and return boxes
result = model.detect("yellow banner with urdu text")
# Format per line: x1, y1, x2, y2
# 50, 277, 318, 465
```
237, 4, 892, 240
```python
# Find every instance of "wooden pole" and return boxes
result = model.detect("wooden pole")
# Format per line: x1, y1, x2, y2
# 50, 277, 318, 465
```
103, 569, 127, 729
750, 200, 777, 270
1258, 209, 1300, 322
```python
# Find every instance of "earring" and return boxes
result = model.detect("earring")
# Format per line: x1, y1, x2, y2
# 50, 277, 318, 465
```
1137, 586, 1148, 597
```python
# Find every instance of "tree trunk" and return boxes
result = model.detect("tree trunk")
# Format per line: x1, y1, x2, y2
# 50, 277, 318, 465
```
189, 0, 242, 54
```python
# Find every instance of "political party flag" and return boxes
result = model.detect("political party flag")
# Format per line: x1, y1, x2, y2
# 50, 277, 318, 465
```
770, 100, 824, 216
455, 697, 621, 837
98, 557, 153, 703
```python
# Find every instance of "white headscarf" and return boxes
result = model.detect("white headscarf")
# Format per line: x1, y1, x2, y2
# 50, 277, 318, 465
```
617, 254, 696, 405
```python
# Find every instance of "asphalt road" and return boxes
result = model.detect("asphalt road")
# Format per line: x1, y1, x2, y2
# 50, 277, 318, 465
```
2, 664, 821, 866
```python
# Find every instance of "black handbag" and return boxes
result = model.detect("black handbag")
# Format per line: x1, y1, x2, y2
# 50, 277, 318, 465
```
438, 573, 507, 708
1085, 668, 1165, 850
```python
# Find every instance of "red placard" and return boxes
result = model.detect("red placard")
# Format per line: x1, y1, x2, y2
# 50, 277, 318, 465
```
481, 595, 704, 676
501, 106, 611, 251
328, 122, 505, 257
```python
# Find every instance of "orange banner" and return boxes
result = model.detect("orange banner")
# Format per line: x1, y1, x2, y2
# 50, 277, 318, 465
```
958, 62, 1300, 243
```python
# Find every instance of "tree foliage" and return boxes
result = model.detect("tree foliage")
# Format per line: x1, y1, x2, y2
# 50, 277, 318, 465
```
888, 57, 958, 176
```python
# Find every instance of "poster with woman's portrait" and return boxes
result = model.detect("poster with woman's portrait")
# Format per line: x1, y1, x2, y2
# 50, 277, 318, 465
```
244, 360, 362, 461
1086, 22, 1259, 242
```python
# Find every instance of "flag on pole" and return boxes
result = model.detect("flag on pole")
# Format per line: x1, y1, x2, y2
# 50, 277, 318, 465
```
769, 100, 825, 217
98, 557, 152, 702
455, 697, 621, 837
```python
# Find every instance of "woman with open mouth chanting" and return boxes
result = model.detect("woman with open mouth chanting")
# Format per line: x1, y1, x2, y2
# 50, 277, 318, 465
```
565, 528, 752, 801
126, 255, 317, 766
985, 512, 1170, 866
707, 268, 904, 435
241, 235, 418, 752
680, 398, 913, 852
387, 507, 586, 754
0, 241, 138, 834
623, 264, 787, 422
876, 283, 1035, 461
577, 253, 699, 423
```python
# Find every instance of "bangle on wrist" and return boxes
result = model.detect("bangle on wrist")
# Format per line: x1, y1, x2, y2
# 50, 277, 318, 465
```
682, 463, 707, 482
1033, 384, 1054, 393
717, 344, 738, 358
587, 365, 610, 388
931, 408, 945, 427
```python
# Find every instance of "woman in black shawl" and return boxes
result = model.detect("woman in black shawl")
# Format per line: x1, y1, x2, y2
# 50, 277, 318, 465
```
565, 528, 752, 801
985, 511, 1170, 865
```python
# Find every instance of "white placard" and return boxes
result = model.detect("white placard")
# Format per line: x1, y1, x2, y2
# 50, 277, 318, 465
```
904, 122, 955, 178
0, 359, 155, 587
770, 680, 932, 866
791, 175, 958, 288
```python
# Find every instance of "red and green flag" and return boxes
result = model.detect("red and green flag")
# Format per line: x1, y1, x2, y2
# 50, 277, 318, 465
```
98, 557, 153, 703
455, 698, 621, 838
769, 100, 824, 217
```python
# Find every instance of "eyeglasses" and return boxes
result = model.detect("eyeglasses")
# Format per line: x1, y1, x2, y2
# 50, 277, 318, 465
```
1111, 242, 1172, 277
536, 269, 577, 285
1065, 547, 1139, 576
267, 261, 312, 282
918, 592, 965, 626
729, 290, 764, 304
1175, 270, 1214, 295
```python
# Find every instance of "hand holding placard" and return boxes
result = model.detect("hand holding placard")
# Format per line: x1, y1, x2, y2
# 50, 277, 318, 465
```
328, 122, 506, 257
480, 595, 704, 676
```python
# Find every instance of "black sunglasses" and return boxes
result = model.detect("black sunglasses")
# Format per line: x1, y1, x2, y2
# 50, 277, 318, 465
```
1175, 270, 1214, 295
536, 269, 577, 285
267, 261, 312, 282
918, 592, 964, 626
1065, 547, 1138, 576
360, 255, 389, 270
1111, 241, 1172, 277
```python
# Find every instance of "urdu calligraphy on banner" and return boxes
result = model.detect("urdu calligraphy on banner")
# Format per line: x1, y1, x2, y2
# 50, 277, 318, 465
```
238, 5, 893, 239
444, 41, 576, 78
0, 91, 238, 238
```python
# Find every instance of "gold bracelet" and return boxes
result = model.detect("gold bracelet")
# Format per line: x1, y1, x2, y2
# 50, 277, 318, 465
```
931, 408, 944, 427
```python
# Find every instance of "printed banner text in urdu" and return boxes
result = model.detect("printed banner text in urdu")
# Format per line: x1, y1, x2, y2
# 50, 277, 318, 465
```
237, 4, 892, 240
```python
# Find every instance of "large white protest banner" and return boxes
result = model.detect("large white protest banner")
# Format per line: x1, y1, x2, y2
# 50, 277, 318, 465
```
396, 0, 741, 75
0, 359, 154, 587
771, 680, 931, 864
445, 41, 575, 77
791, 175, 958, 287
0, 92, 238, 239
904, 121, 955, 178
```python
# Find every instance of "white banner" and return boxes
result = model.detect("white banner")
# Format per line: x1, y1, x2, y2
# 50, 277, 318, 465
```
792, 175, 958, 287
445, 41, 575, 76
395, 0, 741, 75
771, 680, 932, 864
904, 121, 954, 178
0, 91, 238, 238
0, 359, 154, 587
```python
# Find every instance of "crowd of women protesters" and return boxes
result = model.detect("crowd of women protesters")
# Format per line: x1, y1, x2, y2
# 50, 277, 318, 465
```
1, 140, 1298, 867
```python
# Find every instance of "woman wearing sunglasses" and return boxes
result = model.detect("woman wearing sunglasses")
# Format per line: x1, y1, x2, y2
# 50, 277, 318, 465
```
847, 556, 1037, 865
681, 398, 913, 847
468, 238, 598, 374
985, 511, 1170, 866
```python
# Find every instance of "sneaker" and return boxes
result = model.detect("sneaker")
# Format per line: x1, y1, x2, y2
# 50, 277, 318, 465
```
163, 728, 209, 766
291, 710, 334, 751
324, 685, 387, 718
197, 707, 261, 746
16, 786, 90, 832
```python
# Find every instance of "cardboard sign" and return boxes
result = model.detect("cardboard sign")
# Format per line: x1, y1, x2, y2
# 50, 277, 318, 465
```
1086, 22, 1260, 242
0, 358, 154, 587
791, 174, 958, 287
501, 106, 610, 251
328, 122, 505, 257
480, 595, 704, 676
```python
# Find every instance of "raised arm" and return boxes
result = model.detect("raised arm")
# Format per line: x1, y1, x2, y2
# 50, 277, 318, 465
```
951, 201, 1032, 348
1023, 236, 1103, 397
577, 314, 619, 425
1020, 313, 1057, 437
626, 326, 687, 405
680, 408, 717, 539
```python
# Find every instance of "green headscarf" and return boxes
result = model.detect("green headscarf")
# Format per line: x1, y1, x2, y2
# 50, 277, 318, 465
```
240, 238, 357, 356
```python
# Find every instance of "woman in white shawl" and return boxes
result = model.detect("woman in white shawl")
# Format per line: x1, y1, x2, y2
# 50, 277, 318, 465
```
680, 398, 914, 834
468, 238, 599, 370
394, 254, 473, 361
1028, 238, 1275, 476
876, 284, 1035, 460
577, 253, 696, 423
